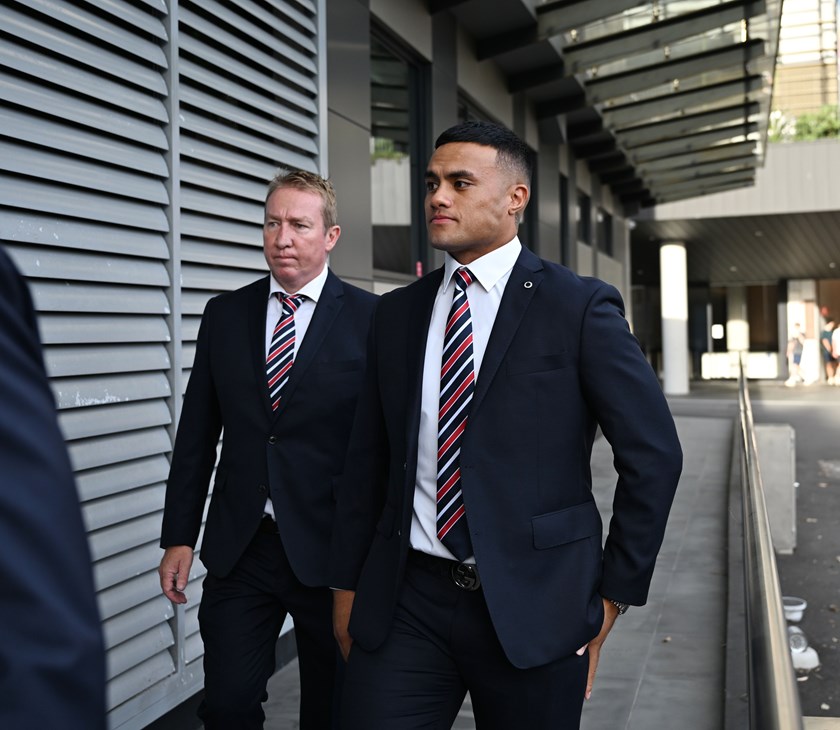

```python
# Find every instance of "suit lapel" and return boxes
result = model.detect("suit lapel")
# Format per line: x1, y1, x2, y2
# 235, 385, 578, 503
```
248, 276, 275, 419
273, 269, 344, 418
470, 248, 544, 417
405, 268, 444, 441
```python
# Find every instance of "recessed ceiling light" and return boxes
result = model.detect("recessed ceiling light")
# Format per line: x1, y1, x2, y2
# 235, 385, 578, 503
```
730, 266, 738, 272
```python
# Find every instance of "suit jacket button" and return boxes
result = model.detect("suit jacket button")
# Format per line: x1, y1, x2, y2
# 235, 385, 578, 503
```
268, 436, 277, 445
258, 484, 267, 494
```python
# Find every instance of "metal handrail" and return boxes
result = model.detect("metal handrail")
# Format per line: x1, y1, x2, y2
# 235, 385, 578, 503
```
738, 359, 804, 730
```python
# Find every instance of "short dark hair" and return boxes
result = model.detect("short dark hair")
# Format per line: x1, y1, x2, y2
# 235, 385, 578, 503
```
434, 121, 533, 186
265, 169, 338, 229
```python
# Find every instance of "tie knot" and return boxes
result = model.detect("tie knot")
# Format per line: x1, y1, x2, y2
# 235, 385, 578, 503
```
278, 292, 304, 312
454, 267, 474, 291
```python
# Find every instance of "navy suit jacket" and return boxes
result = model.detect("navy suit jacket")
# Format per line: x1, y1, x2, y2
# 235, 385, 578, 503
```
0, 248, 106, 728
330, 247, 682, 669
161, 270, 377, 586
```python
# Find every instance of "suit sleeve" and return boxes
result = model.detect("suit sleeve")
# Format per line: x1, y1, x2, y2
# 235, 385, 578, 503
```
0, 249, 106, 728
579, 282, 682, 605
329, 308, 389, 589
160, 298, 223, 548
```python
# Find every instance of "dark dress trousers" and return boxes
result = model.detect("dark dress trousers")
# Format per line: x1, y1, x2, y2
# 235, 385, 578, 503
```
0, 247, 107, 730
330, 248, 682, 726
161, 270, 377, 728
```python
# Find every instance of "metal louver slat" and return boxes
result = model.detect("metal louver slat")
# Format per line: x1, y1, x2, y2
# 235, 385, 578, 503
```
0, 75, 169, 148
180, 84, 318, 149
180, 262, 265, 292
94, 542, 165, 592
0, 178, 170, 230
30, 282, 171, 314
4, 4, 167, 91
90, 513, 168, 563
19, 0, 170, 42
0, 107, 169, 175
179, 32, 316, 114
180, 136, 276, 180
0, 141, 169, 203
101, 595, 174, 650
198, 0, 317, 70
6, 246, 169, 285
180, 213, 260, 245
98, 572, 163, 622
39, 314, 171, 344
45, 345, 171, 378
75, 455, 170, 502
180, 239, 265, 270
0, 40, 167, 121
181, 160, 267, 200
84, 485, 168, 533
53, 373, 171, 410
0, 211, 168, 258
107, 653, 176, 711
59, 400, 171, 441
181, 185, 263, 222
180, 117, 317, 171
106, 624, 174, 681
68, 427, 172, 472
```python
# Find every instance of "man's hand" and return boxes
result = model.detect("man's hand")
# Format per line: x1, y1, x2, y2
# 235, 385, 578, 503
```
333, 589, 356, 661
576, 597, 620, 700
159, 546, 194, 605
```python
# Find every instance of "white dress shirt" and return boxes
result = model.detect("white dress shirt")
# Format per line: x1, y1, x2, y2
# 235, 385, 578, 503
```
263, 264, 329, 518
410, 237, 522, 561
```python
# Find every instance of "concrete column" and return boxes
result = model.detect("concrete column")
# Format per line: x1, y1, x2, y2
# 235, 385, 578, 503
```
660, 242, 689, 395
726, 285, 749, 352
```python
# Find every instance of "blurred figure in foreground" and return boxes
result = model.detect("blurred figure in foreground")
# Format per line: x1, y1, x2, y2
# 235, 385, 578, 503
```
0, 247, 106, 729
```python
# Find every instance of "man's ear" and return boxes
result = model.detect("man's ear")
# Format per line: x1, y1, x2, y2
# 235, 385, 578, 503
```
509, 183, 530, 219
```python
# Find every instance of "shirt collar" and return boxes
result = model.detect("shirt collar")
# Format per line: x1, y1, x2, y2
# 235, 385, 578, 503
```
269, 265, 329, 303
443, 237, 522, 293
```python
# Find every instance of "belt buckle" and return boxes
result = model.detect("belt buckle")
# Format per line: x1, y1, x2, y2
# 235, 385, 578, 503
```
450, 562, 481, 591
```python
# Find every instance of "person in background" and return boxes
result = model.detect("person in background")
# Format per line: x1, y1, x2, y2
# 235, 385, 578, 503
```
819, 317, 836, 385
785, 322, 806, 386
0, 246, 106, 730
330, 121, 682, 730
159, 170, 377, 729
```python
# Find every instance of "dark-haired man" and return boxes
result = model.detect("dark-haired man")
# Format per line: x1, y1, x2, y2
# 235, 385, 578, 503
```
159, 170, 377, 729
331, 122, 682, 728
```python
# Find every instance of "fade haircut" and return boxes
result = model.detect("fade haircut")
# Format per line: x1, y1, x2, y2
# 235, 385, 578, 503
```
265, 169, 338, 230
434, 120, 533, 187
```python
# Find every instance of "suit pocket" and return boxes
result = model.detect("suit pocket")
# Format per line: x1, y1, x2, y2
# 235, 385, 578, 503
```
532, 500, 601, 549
507, 352, 569, 376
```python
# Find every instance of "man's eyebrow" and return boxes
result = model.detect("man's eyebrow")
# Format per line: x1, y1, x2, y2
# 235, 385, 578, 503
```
424, 169, 477, 180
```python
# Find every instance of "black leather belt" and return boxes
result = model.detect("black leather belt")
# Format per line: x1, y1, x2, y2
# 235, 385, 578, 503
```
408, 549, 481, 591
258, 515, 279, 534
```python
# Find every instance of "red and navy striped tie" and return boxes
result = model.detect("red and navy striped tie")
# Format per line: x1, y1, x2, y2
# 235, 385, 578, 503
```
437, 267, 476, 561
266, 293, 303, 411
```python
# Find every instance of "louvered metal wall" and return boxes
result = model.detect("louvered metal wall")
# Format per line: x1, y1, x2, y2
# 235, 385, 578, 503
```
0, 1, 325, 727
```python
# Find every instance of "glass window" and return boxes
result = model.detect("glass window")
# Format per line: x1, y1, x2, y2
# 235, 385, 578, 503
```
577, 192, 591, 244
597, 207, 613, 256
370, 34, 427, 276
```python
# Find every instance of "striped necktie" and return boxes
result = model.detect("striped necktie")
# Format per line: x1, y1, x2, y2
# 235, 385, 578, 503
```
436, 267, 476, 561
266, 293, 303, 411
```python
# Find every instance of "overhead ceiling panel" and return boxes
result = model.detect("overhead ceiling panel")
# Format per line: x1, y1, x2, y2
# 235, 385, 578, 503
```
436, 0, 782, 207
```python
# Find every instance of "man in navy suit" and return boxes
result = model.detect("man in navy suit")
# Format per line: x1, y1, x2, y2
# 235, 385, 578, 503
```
0, 247, 106, 729
159, 170, 377, 729
331, 122, 682, 729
